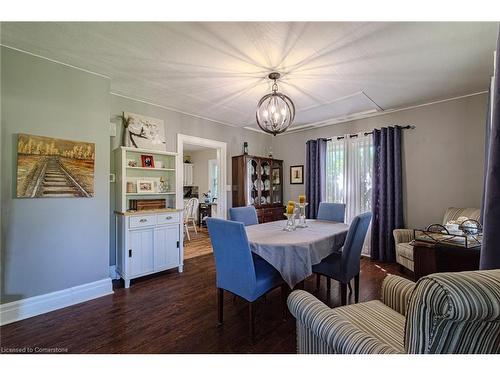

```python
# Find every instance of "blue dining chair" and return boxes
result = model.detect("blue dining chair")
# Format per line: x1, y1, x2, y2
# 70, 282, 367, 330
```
313, 212, 372, 306
317, 202, 346, 222
228, 206, 259, 226
206, 218, 285, 340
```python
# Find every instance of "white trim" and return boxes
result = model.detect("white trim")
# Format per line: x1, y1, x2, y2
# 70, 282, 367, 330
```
0, 278, 113, 326
0, 44, 111, 79
276, 90, 489, 136
176, 134, 227, 220
110, 92, 241, 129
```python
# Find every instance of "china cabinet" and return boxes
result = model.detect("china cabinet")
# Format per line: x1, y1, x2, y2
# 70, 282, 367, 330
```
231, 154, 285, 223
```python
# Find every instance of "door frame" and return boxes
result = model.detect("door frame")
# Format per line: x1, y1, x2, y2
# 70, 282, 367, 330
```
176, 134, 227, 220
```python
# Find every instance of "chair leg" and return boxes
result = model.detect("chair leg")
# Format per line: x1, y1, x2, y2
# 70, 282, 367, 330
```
354, 273, 360, 304
249, 302, 255, 342
281, 284, 288, 320
184, 224, 191, 241
326, 277, 331, 301
192, 219, 198, 234
217, 288, 223, 326
340, 282, 348, 306
315, 274, 321, 292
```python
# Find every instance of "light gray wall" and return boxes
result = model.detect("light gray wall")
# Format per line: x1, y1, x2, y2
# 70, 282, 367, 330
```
184, 148, 217, 195
271, 94, 487, 229
1, 47, 111, 303
109, 94, 272, 264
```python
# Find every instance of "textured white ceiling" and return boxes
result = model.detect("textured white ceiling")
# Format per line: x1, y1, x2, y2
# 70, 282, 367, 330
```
1, 22, 497, 129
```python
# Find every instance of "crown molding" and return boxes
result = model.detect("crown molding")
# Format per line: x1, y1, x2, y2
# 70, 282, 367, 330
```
0, 44, 111, 79
274, 90, 489, 136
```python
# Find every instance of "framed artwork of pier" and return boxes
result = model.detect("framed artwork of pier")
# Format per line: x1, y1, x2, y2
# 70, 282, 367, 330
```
16, 133, 95, 198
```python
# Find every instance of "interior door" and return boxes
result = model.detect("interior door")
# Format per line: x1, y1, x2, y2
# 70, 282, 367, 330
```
129, 228, 154, 277
154, 225, 180, 271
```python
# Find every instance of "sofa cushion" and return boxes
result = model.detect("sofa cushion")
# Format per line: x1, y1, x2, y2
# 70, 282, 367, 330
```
396, 242, 414, 260
331, 300, 405, 353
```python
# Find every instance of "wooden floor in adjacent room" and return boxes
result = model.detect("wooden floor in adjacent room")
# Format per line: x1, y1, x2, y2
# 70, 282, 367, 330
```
183, 226, 212, 260
0, 234, 403, 354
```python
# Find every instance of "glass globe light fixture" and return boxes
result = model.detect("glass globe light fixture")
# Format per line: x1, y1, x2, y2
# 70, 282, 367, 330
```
256, 72, 295, 136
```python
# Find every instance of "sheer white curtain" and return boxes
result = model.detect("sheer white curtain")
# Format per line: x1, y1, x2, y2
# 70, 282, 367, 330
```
326, 133, 373, 255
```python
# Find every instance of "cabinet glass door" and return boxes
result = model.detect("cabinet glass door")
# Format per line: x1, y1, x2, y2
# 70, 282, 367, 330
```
246, 158, 259, 206
271, 161, 283, 204
260, 159, 271, 206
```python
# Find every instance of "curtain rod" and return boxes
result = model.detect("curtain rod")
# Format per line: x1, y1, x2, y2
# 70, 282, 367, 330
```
329, 125, 415, 141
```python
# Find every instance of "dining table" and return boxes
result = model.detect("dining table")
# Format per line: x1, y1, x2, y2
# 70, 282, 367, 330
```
245, 219, 349, 288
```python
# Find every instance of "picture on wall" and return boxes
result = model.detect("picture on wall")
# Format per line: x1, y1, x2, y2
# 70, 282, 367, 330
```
16, 133, 95, 198
290, 165, 304, 184
123, 112, 166, 151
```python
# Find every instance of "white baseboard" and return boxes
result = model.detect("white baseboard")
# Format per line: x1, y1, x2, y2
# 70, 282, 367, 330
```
0, 278, 113, 326
109, 265, 118, 280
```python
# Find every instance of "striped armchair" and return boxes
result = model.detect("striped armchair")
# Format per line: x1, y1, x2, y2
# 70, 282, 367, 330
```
394, 207, 481, 272
288, 269, 500, 354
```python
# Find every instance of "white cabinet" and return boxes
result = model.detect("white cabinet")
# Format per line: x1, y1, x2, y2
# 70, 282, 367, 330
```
129, 229, 154, 277
154, 225, 180, 271
116, 210, 183, 288
183, 163, 194, 186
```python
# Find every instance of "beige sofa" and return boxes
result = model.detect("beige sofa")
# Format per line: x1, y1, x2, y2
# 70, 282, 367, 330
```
393, 207, 481, 272
287, 269, 500, 354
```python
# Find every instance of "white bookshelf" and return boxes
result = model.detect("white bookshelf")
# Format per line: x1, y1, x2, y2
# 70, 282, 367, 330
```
114, 146, 179, 212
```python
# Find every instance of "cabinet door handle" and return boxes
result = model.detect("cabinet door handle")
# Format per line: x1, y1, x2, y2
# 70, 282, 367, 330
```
165, 216, 172, 220
139, 218, 147, 223
129, 249, 132, 257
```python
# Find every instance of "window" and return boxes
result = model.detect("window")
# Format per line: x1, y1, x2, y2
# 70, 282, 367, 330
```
325, 135, 374, 223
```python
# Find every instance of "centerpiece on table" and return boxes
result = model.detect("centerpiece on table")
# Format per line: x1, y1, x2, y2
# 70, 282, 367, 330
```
296, 195, 308, 228
284, 200, 297, 231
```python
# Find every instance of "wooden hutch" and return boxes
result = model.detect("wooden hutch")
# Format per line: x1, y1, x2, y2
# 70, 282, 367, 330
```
232, 154, 285, 223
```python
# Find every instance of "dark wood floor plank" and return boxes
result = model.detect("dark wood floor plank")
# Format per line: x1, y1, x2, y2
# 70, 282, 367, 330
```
0, 247, 402, 353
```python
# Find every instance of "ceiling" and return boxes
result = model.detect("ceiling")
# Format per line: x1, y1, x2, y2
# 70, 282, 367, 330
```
1, 22, 497, 130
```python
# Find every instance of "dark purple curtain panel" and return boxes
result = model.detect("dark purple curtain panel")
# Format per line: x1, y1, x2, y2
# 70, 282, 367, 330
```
305, 138, 327, 219
480, 30, 500, 270
371, 126, 404, 262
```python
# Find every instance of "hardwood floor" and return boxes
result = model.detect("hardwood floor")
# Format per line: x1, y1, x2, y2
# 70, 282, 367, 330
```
0, 238, 403, 353
183, 226, 212, 260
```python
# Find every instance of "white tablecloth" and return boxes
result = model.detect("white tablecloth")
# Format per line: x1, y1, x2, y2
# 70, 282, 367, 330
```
246, 220, 349, 287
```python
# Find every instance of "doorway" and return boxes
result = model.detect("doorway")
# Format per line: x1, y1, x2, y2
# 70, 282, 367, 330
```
176, 134, 227, 259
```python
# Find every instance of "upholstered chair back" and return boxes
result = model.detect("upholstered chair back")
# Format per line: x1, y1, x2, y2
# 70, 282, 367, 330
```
317, 202, 346, 222
442, 207, 481, 225
206, 218, 257, 299
404, 269, 500, 354
228, 206, 259, 226
340, 212, 372, 280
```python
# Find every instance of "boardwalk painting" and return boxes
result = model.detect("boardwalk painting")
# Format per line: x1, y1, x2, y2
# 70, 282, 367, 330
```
16, 134, 95, 198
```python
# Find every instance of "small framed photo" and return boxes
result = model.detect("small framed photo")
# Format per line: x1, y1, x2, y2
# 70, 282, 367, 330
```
141, 154, 155, 168
290, 165, 304, 185
137, 179, 155, 193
